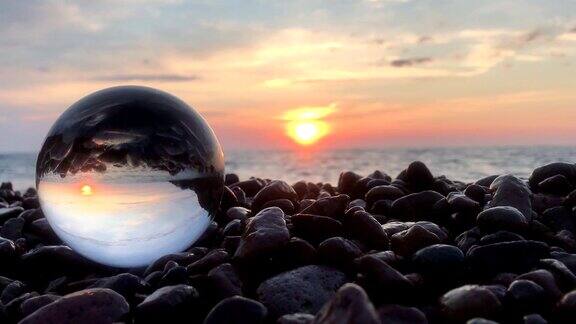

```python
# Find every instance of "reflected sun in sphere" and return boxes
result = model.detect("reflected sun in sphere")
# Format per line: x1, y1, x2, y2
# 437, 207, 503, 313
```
283, 104, 335, 146
81, 184, 93, 196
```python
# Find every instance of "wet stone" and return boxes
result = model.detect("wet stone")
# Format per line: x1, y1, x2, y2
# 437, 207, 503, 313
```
440, 285, 501, 322
204, 296, 267, 324
313, 283, 379, 324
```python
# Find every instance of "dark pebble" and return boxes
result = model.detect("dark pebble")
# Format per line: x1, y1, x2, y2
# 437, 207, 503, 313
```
405, 161, 435, 191
20, 294, 61, 317
342, 210, 389, 249
539, 175, 573, 196
477, 206, 529, 233
529, 162, 576, 192
412, 244, 464, 279
390, 190, 445, 221
317, 237, 362, 269
252, 180, 298, 212
439, 285, 501, 322
365, 185, 404, 207
0, 207, 24, 225
338, 171, 362, 196
489, 175, 532, 221
377, 304, 428, 324
313, 283, 379, 324
466, 240, 549, 276
20, 288, 129, 324
256, 265, 347, 318
291, 214, 343, 243
234, 207, 290, 262
205, 296, 267, 324
278, 313, 314, 324
135, 285, 199, 324
391, 224, 441, 256
207, 263, 243, 299
506, 279, 547, 314
356, 255, 412, 301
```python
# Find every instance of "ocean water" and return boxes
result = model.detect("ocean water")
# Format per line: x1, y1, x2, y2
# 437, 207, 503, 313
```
2, 146, 576, 190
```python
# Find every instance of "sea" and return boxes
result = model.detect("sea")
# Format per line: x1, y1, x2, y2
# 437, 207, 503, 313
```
2, 146, 576, 191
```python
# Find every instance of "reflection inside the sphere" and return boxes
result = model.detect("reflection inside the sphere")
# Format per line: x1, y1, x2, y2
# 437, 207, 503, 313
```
38, 174, 211, 268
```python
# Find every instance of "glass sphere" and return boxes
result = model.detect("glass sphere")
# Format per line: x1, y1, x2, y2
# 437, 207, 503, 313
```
36, 86, 224, 268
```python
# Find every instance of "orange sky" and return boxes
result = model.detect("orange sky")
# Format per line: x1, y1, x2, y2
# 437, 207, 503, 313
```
1, 1, 576, 151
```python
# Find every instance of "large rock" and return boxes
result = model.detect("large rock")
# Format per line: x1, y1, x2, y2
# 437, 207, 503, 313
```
488, 175, 532, 220
342, 210, 389, 249
19, 288, 129, 324
313, 283, 379, 324
405, 161, 435, 191
256, 265, 347, 318
234, 207, 290, 261
529, 162, 576, 192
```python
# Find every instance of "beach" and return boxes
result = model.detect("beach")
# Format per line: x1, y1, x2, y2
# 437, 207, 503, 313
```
1, 160, 576, 323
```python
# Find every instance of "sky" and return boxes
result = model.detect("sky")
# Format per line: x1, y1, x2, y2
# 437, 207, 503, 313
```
1, 0, 576, 152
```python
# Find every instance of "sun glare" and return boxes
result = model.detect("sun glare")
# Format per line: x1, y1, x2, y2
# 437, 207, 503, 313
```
81, 184, 93, 196
283, 105, 335, 146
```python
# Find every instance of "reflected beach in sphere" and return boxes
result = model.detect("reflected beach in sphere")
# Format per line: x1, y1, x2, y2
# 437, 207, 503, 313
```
36, 86, 224, 268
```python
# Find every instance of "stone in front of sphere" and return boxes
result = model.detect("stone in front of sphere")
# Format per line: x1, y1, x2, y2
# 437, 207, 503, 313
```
36, 86, 224, 268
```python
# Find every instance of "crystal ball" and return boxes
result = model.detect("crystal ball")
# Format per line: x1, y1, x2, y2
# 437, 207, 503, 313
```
36, 86, 224, 268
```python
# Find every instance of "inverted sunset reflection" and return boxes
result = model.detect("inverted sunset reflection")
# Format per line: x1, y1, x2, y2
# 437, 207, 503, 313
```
38, 178, 210, 267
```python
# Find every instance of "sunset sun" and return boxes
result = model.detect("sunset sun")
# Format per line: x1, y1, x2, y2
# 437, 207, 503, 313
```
283, 105, 335, 146
81, 184, 93, 196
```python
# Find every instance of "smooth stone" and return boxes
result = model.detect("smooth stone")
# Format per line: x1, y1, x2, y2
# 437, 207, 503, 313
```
225, 173, 240, 185
256, 265, 347, 318
465, 184, 488, 203
539, 175, 573, 196
476, 175, 499, 187
540, 206, 576, 233
234, 207, 290, 261
20, 246, 100, 279
440, 285, 501, 322
529, 162, 576, 191
489, 175, 532, 220
229, 179, 265, 197
391, 224, 441, 256
317, 237, 362, 269
1, 280, 27, 304
447, 192, 481, 213
555, 290, 576, 323
0, 237, 16, 260
412, 244, 464, 278
135, 285, 199, 324
226, 207, 250, 221
466, 319, 499, 324
291, 214, 343, 243
338, 171, 362, 196
390, 191, 445, 221
223, 219, 242, 236
0, 217, 24, 240
89, 273, 145, 301
342, 210, 389, 249
355, 255, 412, 299
0, 207, 24, 225
252, 180, 298, 212
477, 206, 528, 233
19, 288, 129, 324
20, 294, 61, 317
309, 194, 350, 219
377, 304, 427, 324
28, 218, 60, 244
538, 259, 576, 291
313, 283, 379, 324
466, 241, 549, 276
551, 251, 576, 274
405, 161, 435, 191
278, 237, 317, 268
262, 199, 295, 215
220, 186, 239, 211
186, 249, 229, 275
204, 296, 267, 324
506, 279, 547, 313
207, 263, 243, 299
516, 270, 563, 301
365, 185, 404, 207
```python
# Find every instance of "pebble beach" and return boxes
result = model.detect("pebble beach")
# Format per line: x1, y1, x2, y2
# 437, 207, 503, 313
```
2, 161, 576, 323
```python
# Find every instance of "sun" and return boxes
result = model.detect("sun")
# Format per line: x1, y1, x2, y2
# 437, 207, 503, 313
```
283, 106, 335, 146
288, 121, 328, 145
81, 184, 93, 196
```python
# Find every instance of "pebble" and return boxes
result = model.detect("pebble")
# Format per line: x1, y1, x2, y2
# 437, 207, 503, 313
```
20, 294, 61, 317
439, 285, 501, 322
391, 224, 441, 256
317, 237, 362, 270
256, 265, 347, 318
412, 244, 464, 279
529, 162, 576, 192
291, 214, 343, 243
342, 210, 389, 249
204, 296, 267, 324
489, 175, 532, 220
405, 161, 435, 191
135, 284, 199, 323
234, 207, 290, 261
365, 185, 404, 207
19, 288, 129, 324
313, 283, 379, 324
466, 241, 549, 276
477, 206, 529, 233
390, 190, 445, 221
377, 304, 428, 324
355, 255, 412, 301
252, 180, 298, 212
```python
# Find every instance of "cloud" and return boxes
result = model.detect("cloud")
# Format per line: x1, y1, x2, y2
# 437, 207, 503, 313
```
92, 74, 201, 82
390, 57, 433, 67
